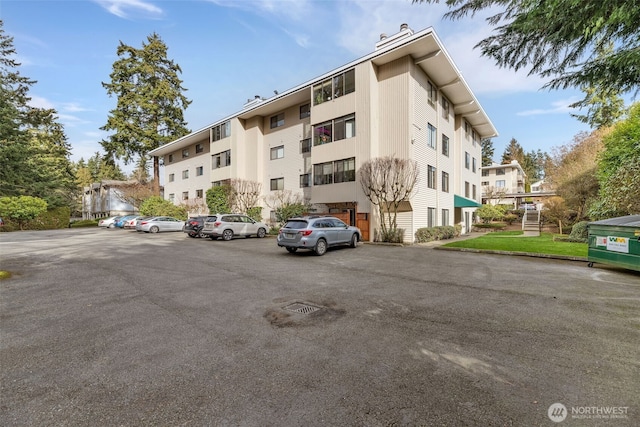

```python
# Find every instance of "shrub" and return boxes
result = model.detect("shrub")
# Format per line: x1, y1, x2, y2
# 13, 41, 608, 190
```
375, 228, 405, 243
472, 223, 507, 231
503, 213, 518, 225
140, 196, 187, 219
568, 221, 589, 242
0, 196, 48, 230
475, 204, 505, 223
414, 225, 461, 243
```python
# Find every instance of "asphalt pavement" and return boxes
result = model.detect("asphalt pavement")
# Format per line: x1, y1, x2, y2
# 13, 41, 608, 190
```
1, 228, 638, 426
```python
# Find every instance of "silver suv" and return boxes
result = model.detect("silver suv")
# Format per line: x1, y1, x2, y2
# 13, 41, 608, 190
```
201, 214, 268, 240
277, 216, 361, 256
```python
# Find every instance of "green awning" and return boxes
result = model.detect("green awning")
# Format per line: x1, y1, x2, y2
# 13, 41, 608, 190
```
454, 195, 481, 208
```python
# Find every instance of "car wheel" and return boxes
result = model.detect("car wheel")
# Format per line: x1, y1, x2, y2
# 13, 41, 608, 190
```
222, 229, 233, 241
286, 247, 298, 253
197, 231, 206, 238
188, 232, 197, 238
314, 239, 327, 256
150, 226, 159, 233
350, 233, 358, 248
257, 228, 266, 238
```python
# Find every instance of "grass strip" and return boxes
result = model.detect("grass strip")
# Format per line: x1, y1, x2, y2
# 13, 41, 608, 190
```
442, 232, 588, 257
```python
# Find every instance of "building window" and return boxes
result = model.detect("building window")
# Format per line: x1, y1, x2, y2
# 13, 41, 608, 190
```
482, 181, 489, 186
334, 157, 356, 183
442, 209, 449, 226
196, 189, 203, 198
427, 165, 436, 189
496, 168, 505, 175
314, 162, 333, 185
333, 114, 356, 141
196, 166, 203, 176
428, 207, 436, 227
300, 174, 310, 188
212, 121, 231, 141
313, 114, 356, 146
473, 184, 477, 199
300, 138, 311, 154
442, 134, 449, 157
472, 130, 479, 146
472, 157, 477, 173
270, 112, 284, 129
482, 169, 489, 177
427, 81, 437, 107
442, 171, 449, 193
313, 69, 355, 105
270, 177, 284, 191
168, 193, 175, 202
212, 150, 231, 169
182, 170, 189, 179
496, 180, 506, 188
168, 154, 173, 163
168, 173, 175, 182
182, 149, 189, 158
465, 152, 470, 169
465, 181, 470, 198
270, 145, 284, 160
196, 144, 204, 153
441, 96, 450, 120
464, 121, 471, 139
212, 179, 231, 187
300, 103, 310, 119
427, 123, 436, 149
182, 191, 189, 200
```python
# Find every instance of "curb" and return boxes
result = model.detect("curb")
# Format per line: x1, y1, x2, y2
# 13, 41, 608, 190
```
434, 246, 588, 262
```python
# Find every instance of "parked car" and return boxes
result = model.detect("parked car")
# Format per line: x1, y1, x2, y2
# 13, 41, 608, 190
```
135, 216, 185, 233
277, 216, 361, 256
98, 216, 122, 228
184, 215, 217, 238
201, 214, 268, 241
0, 217, 4, 227
114, 215, 137, 228
124, 216, 149, 230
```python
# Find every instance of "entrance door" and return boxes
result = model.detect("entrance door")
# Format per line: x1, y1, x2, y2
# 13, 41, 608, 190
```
464, 212, 470, 234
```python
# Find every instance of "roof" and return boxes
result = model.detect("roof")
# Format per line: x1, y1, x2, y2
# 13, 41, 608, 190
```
149, 26, 498, 157
589, 215, 640, 228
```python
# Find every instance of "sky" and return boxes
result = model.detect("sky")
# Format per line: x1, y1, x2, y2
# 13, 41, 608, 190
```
2, 0, 627, 174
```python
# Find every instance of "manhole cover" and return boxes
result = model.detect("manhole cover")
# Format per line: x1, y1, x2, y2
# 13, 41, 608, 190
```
283, 302, 322, 314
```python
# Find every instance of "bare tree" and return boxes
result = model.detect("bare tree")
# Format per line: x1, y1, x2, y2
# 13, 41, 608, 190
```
482, 185, 506, 205
114, 181, 154, 211
229, 179, 262, 213
358, 157, 419, 242
264, 190, 309, 226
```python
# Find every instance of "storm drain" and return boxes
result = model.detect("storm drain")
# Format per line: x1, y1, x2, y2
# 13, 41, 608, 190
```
283, 302, 322, 315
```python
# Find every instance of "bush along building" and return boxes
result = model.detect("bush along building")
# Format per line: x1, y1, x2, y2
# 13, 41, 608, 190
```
149, 24, 497, 242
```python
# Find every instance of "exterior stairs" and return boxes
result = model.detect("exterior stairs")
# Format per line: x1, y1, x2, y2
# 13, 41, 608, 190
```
522, 209, 541, 236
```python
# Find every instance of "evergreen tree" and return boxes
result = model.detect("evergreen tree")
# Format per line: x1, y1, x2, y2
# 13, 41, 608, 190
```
413, 1, 640, 98
481, 138, 494, 166
570, 43, 626, 129
101, 33, 191, 195
0, 21, 75, 208
501, 138, 524, 165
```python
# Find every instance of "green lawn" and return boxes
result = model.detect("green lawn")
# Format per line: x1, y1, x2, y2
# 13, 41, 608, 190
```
442, 231, 588, 257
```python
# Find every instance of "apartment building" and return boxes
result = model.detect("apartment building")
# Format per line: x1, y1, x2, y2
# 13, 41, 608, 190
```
149, 24, 497, 242
481, 160, 526, 207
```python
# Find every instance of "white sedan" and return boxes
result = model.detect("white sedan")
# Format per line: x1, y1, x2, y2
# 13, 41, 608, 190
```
135, 216, 185, 233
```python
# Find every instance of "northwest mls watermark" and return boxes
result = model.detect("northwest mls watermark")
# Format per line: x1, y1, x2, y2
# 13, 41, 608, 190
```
548, 403, 630, 423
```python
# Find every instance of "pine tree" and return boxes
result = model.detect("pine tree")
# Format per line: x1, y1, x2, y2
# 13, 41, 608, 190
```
481, 138, 494, 166
501, 138, 524, 165
101, 33, 191, 195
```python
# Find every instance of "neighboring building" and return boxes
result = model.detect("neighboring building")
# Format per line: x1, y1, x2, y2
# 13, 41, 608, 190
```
149, 24, 497, 242
82, 180, 138, 220
481, 160, 526, 207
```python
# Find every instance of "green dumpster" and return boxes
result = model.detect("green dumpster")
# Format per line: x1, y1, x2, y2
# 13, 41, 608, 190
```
587, 215, 640, 272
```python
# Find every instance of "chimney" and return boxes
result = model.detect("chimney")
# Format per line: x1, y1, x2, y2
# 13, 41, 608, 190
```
375, 23, 414, 50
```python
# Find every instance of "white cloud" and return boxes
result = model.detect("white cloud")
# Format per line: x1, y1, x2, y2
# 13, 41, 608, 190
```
517, 98, 580, 116
27, 95, 55, 109
94, 0, 164, 19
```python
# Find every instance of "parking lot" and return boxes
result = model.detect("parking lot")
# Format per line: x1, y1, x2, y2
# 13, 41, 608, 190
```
1, 228, 638, 426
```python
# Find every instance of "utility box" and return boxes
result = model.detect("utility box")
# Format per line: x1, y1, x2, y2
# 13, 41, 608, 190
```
587, 215, 640, 272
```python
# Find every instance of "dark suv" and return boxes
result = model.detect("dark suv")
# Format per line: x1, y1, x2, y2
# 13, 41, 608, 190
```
277, 216, 361, 256
184, 215, 217, 238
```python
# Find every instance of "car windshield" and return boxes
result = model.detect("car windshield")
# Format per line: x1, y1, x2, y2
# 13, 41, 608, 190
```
284, 220, 309, 229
